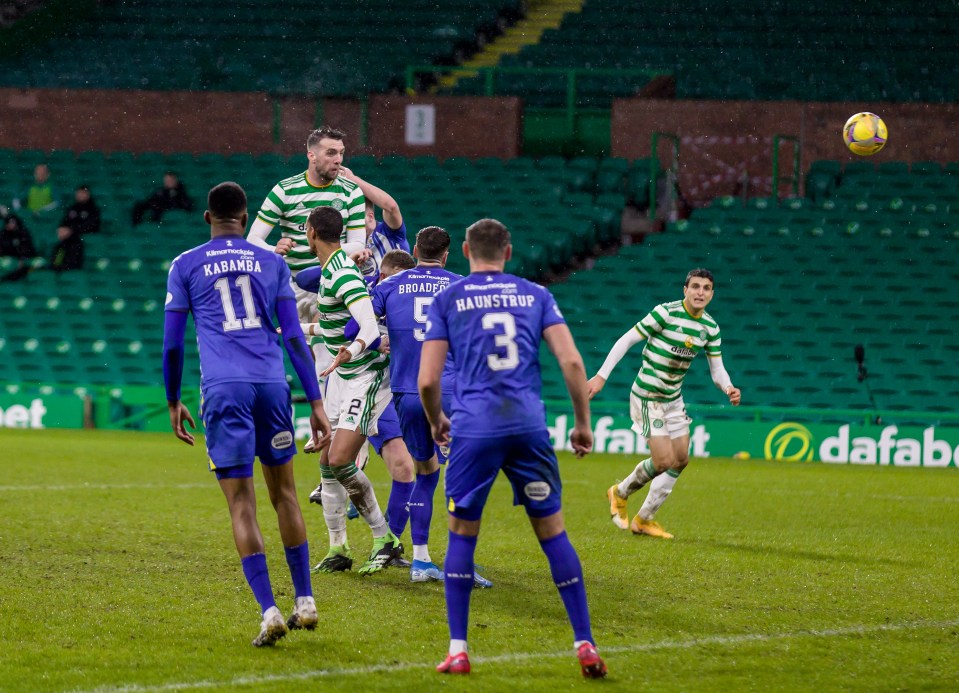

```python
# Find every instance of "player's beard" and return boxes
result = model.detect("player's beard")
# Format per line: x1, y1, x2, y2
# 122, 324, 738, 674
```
314, 164, 338, 185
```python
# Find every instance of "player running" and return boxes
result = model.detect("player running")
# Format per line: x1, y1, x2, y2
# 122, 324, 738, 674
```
419, 218, 606, 678
588, 269, 741, 539
162, 182, 331, 647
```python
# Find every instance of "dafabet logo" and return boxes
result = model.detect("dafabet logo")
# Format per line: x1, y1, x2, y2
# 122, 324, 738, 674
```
764, 422, 814, 461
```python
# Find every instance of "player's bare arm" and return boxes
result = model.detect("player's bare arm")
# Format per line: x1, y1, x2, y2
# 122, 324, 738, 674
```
418, 339, 450, 446
338, 166, 403, 230
543, 323, 593, 458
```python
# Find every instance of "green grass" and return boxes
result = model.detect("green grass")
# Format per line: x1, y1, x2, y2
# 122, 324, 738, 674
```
1, 428, 957, 692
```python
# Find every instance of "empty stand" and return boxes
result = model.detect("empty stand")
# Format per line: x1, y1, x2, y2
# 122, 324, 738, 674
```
544, 168, 959, 412
0, 148, 621, 389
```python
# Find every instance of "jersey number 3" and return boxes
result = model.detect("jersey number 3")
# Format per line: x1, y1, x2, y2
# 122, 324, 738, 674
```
215, 275, 262, 332
482, 312, 519, 371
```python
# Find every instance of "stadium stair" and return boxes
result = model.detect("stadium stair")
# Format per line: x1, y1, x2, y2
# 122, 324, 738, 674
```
444, 0, 959, 104
437, 0, 585, 90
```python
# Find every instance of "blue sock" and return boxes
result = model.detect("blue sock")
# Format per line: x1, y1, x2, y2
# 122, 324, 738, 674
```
444, 530, 477, 641
540, 531, 593, 644
387, 479, 415, 537
410, 469, 440, 547
283, 541, 312, 599
240, 552, 276, 614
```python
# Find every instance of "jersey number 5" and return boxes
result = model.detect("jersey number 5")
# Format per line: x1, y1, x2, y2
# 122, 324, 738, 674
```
482, 312, 519, 371
413, 296, 432, 341
214, 275, 262, 332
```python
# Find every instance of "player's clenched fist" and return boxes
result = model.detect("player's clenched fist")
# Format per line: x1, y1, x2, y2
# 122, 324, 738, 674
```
274, 237, 295, 255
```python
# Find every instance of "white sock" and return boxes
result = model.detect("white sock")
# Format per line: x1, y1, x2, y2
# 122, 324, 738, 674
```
574, 639, 590, 652
449, 639, 468, 656
413, 544, 430, 562
618, 457, 656, 498
321, 478, 349, 546
639, 469, 680, 520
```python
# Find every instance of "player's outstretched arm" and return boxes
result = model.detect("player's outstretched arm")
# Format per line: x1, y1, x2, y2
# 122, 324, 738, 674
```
707, 354, 741, 406
162, 309, 195, 446
544, 323, 593, 458
418, 339, 451, 446
587, 327, 645, 400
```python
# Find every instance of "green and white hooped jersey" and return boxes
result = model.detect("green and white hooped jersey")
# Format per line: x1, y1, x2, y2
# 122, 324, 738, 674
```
255, 172, 366, 272
317, 249, 388, 379
632, 299, 722, 401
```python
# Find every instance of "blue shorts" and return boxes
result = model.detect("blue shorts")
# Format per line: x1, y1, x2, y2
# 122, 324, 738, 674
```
445, 428, 562, 521
393, 391, 448, 464
368, 399, 403, 456
201, 381, 296, 479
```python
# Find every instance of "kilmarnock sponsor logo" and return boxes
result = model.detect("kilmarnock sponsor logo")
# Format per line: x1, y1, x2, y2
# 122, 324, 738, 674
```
272, 431, 293, 449
524, 481, 551, 501
764, 422, 814, 461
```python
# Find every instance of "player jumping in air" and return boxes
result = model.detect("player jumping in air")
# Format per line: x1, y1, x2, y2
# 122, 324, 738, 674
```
419, 218, 606, 678
163, 182, 331, 646
588, 269, 741, 539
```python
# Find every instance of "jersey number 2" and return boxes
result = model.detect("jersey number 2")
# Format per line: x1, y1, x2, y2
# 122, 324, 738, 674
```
215, 275, 262, 332
482, 312, 519, 371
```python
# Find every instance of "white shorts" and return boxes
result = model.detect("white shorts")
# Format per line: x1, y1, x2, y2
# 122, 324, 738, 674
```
630, 394, 691, 439
324, 368, 392, 436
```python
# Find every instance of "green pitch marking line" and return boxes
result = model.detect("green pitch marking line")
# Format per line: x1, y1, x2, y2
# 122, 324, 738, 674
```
74, 618, 959, 693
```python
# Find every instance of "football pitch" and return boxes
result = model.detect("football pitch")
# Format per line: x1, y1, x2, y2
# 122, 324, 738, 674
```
2, 428, 957, 692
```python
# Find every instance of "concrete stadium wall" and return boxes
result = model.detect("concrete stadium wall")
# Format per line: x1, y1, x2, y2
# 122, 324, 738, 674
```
0, 89, 522, 159
612, 99, 959, 203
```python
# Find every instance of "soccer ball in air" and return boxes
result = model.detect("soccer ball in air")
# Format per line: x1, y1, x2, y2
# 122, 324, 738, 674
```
843, 112, 887, 156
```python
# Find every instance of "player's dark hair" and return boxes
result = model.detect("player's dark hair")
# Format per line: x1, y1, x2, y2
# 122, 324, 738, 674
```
207, 181, 247, 219
415, 226, 450, 261
307, 126, 346, 149
465, 218, 510, 261
685, 268, 714, 287
308, 206, 345, 243
381, 249, 416, 273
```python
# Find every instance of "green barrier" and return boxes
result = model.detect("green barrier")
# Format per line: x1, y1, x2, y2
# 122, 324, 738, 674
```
5, 382, 959, 467
543, 403, 959, 467
0, 389, 86, 429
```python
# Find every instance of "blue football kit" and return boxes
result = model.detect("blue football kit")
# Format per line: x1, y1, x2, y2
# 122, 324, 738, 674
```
372, 266, 460, 462
424, 271, 567, 519
163, 235, 320, 478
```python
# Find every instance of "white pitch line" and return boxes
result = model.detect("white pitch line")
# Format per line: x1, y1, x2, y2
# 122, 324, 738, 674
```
72, 617, 959, 693
0, 482, 209, 492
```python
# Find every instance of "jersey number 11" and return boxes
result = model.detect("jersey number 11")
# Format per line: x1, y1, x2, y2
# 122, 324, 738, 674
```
215, 275, 262, 332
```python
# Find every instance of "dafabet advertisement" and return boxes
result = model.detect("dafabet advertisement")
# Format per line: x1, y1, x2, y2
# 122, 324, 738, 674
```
543, 413, 959, 467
